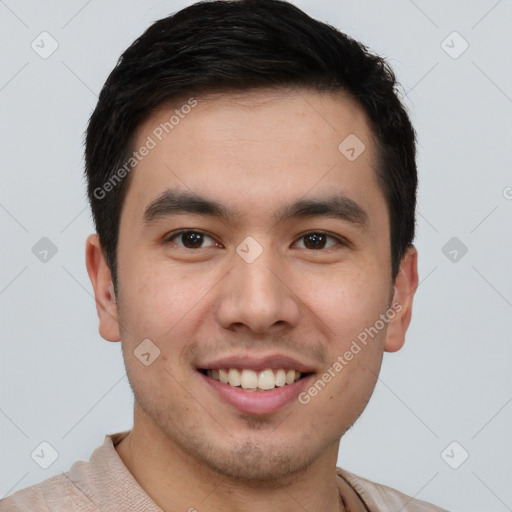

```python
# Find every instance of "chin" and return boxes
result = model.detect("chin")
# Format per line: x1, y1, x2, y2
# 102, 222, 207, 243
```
195, 439, 315, 484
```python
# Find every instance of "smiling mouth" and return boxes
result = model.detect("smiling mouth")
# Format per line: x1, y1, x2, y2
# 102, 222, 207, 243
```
199, 368, 311, 392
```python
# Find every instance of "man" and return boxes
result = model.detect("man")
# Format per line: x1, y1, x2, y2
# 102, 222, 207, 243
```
0, 0, 449, 510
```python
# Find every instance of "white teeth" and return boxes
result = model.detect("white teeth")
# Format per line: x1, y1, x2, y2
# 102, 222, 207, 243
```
228, 368, 241, 387
207, 368, 302, 391
258, 369, 275, 390
240, 369, 258, 389
275, 369, 286, 387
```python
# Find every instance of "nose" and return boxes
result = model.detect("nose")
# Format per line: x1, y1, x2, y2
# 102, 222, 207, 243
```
215, 243, 301, 335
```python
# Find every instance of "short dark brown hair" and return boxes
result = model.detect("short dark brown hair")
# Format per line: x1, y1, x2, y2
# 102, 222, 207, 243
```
85, 0, 417, 289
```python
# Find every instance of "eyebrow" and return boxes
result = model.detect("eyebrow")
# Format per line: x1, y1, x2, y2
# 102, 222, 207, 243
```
143, 189, 369, 229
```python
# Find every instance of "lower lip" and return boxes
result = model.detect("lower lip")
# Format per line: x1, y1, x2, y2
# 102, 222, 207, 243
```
199, 372, 312, 415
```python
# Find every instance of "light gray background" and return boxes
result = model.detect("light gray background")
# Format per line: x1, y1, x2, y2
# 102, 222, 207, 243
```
1, 1, 511, 510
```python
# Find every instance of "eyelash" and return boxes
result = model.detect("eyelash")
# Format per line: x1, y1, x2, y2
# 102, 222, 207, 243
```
164, 229, 347, 251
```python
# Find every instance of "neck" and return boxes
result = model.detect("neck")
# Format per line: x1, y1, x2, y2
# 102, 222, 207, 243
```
115, 405, 344, 512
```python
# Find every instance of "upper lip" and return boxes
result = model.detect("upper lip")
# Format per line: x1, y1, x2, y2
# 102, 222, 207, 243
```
196, 354, 317, 373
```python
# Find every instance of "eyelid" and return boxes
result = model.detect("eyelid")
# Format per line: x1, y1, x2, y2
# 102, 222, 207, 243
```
292, 230, 348, 249
164, 229, 349, 250
165, 229, 221, 247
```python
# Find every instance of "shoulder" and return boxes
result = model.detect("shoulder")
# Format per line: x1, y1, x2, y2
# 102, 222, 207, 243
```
336, 467, 450, 512
0, 431, 136, 512
0, 464, 93, 512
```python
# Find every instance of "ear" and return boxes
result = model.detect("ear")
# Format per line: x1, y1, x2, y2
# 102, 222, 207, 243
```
85, 234, 121, 342
383, 245, 419, 353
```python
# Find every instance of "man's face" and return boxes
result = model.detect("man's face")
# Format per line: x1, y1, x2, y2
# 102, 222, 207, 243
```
92, 88, 416, 481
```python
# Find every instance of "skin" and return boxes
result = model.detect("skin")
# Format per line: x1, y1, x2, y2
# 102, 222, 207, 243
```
86, 88, 418, 512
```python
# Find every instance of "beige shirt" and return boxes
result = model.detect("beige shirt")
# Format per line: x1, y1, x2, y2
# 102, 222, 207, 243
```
0, 431, 448, 511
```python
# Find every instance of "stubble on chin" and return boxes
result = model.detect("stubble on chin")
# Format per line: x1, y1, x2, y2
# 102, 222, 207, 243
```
142, 398, 319, 485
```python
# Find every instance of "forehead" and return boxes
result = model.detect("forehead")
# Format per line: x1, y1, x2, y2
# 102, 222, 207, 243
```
123, 88, 387, 236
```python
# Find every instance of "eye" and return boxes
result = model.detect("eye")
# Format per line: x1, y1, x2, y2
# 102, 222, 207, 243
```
294, 231, 345, 250
165, 230, 220, 249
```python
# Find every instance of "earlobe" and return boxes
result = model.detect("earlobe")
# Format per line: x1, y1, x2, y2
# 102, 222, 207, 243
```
85, 234, 121, 342
383, 245, 419, 353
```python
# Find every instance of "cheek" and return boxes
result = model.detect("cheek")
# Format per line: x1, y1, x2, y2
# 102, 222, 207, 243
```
301, 266, 390, 414
305, 344, 383, 434
303, 264, 390, 340
117, 260, 217, 351
117, 269, 196, 395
